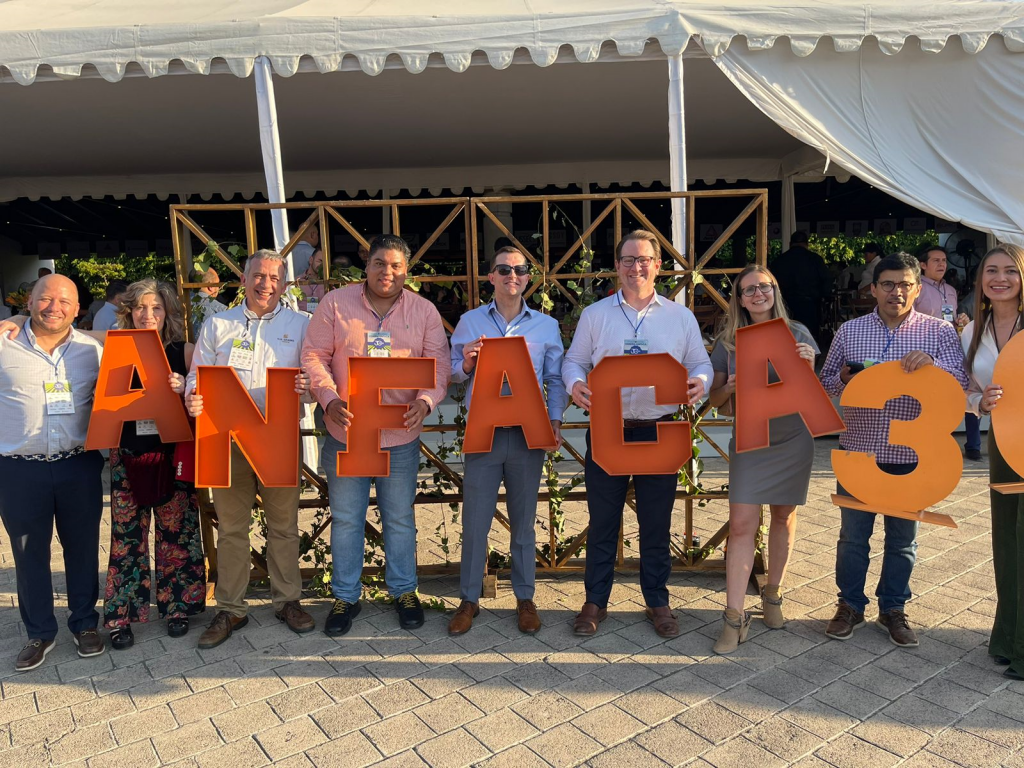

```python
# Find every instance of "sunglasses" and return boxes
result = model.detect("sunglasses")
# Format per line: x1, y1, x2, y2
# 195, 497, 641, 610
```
493, 264, 530, 277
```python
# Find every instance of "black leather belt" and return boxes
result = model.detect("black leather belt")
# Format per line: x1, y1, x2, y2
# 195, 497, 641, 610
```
622, 415, 675, 429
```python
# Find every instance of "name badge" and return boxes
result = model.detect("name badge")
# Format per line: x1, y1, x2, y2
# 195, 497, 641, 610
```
367, 331, 392, 358
941, 304, 955, 323
305, 298, 318, 315
624, 338, 649, 355
228, 338, 255, 369
136, 419, 159, 436
44, 380, 75, 415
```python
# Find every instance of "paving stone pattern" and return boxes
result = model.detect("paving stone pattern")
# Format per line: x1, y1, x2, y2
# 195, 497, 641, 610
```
0, 441, 1020, 767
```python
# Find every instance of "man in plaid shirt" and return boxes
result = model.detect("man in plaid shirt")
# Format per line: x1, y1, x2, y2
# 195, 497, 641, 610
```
819, 252, 967, 647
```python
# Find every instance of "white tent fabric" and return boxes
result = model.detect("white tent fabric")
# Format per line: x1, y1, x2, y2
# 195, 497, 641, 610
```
713, 38, 1024, 243
2, 1, 1024, 85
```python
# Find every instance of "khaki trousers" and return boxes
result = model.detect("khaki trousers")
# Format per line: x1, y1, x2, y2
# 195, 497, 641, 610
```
211, 446, 301, 617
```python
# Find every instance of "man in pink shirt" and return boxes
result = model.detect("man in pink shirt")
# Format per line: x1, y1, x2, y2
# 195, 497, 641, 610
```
301, 235, 451, 636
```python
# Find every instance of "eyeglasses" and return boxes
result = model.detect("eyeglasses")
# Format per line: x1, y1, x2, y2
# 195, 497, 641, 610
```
493, 264, 530, 277
877, 280, 918, 293
740, 282, 775, 298
617, 256, 655, 268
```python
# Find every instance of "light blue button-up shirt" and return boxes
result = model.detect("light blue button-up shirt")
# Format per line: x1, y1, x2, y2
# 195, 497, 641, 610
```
450, 301, 568, 422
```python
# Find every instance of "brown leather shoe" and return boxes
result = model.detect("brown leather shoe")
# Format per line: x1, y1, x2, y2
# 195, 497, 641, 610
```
573, 602, 607, 636
645, 606, 679, 638
73, 629, 105, 658
876, 609, 919, 647
16, 639, 54, 672
198, 611, 249, 649
448, 601, 479, 636
517, 599, 541, 634
825, 602, 865, 640
275, 601, 315, 634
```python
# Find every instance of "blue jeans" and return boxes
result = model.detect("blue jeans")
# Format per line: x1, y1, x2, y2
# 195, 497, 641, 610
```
964, 412, 982, 452
835, 462, 918, 615
322, 434, 420, 603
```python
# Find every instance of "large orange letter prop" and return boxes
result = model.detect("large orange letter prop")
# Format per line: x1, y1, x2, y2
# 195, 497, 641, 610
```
832, 361, 964, 527
338, 357, 435, 477
588, 354, 692, 476
463, 337, 556, 454
734, 319, 845, 452
991, 330, 1024, 493
86, 329, 193, 450
195, 366, 300, 488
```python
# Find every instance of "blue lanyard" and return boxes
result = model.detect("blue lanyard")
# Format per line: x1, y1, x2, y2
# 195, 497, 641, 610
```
618, 295, 653, 338
488, 303, 526, 337
25, 331, 71, 377
881, 322, 903, 358
365, 288, 397, 331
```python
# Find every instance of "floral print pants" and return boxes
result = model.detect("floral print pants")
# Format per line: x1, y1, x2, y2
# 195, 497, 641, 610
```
104, 449, 207, 627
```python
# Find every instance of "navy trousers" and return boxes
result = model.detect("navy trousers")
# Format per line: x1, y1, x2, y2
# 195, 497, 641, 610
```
583, 426, 678, 608
0, 451, 104, 640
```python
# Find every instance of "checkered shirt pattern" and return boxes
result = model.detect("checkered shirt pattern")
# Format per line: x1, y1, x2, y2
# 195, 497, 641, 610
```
820, 308, 968, 464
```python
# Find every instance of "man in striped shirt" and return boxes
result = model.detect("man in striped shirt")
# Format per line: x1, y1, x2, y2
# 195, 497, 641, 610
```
0, 275, 107, 670
302, 235, 451, 637
820, 252, 968, 648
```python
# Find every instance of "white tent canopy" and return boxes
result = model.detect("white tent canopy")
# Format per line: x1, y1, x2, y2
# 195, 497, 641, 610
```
2, 1, 1023, 241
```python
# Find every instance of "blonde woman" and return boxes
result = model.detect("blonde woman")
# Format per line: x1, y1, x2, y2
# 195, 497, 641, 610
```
707, 266, 818, 653
962, 244, 1024, 680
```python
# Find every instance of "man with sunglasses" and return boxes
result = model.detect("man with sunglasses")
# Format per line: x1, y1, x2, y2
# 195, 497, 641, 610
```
820, 252, 967, 647
563, 230, 713, 638
447, 246, 567, 635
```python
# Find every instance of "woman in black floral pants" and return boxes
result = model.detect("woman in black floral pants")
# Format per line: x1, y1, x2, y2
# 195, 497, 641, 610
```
104, 279, 206, 649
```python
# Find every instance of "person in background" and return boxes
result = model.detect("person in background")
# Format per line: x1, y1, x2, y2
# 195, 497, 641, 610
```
289, 226, 320, 279
563, 230, 713, 640
448, 245, 566, 636
858, 243, 884, 295
772, 231, 832, 345
299, 249, 328, 314
706, 265, 819, 654
91, 280, 128, 332
190, 267, 227, 337
820, 252, 968, 648
962, 244, 1024, 681
0, 275, 106, 670
302, 235, 451, 637
185, 249, 316, 649
914, 244, 980, 460
37, 267, 52, 279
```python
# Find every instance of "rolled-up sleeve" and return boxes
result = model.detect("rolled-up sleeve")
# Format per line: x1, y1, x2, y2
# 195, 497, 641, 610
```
184, 317, 218, 398
300, 296, 341, 409
562, 308, 594, 392
680, 312, 713, 389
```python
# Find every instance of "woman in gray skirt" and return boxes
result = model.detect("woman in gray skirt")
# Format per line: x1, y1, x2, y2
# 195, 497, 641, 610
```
707, 265, 819, 654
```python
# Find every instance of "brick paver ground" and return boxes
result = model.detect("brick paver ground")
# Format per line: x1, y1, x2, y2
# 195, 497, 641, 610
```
0, 437, 1020, 767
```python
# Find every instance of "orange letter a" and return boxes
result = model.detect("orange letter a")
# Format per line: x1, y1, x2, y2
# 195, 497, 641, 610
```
463, 337, 556, 454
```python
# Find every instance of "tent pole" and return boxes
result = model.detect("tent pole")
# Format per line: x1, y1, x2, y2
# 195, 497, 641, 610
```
782, 174, 797, 249
253, 56, 294, 280
667, 53, 687, 300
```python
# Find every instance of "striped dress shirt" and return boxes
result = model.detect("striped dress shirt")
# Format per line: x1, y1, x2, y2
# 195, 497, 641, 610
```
0, 324, 104, 456
820, 308, 968, 464
301, 285, 451, 448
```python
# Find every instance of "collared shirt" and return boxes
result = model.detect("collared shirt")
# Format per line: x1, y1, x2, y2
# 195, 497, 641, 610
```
820, 308, 968, 463
191, 293, 227, 337
961, 316, 1019, 416
0, 324, 103, 456
858, 257, 882, 290
185, 302, 311, 413
92, 301, 119, 331
914, 277, 959, 321
290, 242, 315, 278
301, 285, 452, 448
450, 301, 567, 422
562, 290, 714, 420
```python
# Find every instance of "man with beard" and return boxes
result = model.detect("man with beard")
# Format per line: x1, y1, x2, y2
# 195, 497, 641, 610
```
185, 249, 315, 648
302, 235, 451, 636
0, 275, 106, 670
820, 252, 967, 647
447, 246, 566, 635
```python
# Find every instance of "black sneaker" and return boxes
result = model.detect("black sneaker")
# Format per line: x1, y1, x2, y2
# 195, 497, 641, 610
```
966, 448, 982, 461
110, 626, 134, 651
395, 592, 424, 629
324, 599, 361, 637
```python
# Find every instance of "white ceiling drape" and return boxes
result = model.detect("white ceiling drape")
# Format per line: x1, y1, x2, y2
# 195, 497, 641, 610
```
712, 38, 1024, 243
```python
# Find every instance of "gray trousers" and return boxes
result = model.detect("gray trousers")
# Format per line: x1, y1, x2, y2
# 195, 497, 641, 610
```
460, 427, 546, 603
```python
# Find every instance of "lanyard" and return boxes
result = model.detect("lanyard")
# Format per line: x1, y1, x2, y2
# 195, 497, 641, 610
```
25, 331, 72, 377
365, 288, 398, 331
881, 321, 904, 358
618, 295, 653, 338
488, 303, 526, 337
929, 280, 950, 303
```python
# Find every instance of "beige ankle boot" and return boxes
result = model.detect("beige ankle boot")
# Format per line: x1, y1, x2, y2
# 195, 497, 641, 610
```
761, 585, 785, 629
713, 608, 751, 655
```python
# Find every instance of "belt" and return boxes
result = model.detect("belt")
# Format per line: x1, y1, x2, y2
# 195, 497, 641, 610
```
3, 446, 87, 463
622, 415, 676, 429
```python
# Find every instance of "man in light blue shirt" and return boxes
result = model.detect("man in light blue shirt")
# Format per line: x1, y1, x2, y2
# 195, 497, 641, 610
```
91, 280, 127, 331
448, 246, 567, 636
